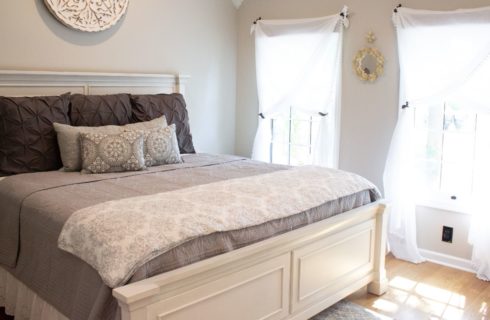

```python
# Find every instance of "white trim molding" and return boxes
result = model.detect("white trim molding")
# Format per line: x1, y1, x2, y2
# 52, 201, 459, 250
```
0, 70, 190, 97
419, 249, 475, 274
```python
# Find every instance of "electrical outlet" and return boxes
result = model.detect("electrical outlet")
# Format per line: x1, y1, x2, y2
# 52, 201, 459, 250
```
442, 226, 453, 243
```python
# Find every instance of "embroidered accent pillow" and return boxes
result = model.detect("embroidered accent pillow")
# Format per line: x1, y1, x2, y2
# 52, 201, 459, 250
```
139, 124, 183, 167
54, 116, 167, 172
80, 131, 146, 174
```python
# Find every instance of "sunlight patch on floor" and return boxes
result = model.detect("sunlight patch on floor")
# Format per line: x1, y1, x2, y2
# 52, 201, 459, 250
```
367, 276, 478, 320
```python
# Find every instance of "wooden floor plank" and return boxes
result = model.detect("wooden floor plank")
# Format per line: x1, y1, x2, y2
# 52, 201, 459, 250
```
348, 254, 490, 320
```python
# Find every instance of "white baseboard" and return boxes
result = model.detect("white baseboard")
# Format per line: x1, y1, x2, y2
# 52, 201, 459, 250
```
419, 249, 475, 273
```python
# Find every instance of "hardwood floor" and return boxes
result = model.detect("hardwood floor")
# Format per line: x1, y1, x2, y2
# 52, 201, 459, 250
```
348, 254, 490, 320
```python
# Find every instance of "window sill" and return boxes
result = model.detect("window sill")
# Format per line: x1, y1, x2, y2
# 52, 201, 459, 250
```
416, 199, 472, 215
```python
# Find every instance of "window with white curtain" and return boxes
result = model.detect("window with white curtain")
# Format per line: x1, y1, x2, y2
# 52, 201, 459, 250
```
251, 11, 347, 167
385, 6, 490, 279
414, 54, 490, 212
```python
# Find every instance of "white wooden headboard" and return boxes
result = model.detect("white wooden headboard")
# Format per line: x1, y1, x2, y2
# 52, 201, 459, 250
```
0, 70, 189, 97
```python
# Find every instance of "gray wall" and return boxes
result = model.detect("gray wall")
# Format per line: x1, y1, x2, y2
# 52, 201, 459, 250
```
235, 0, 490, 260
0, 0, 238, 154
0, 0, 487, 262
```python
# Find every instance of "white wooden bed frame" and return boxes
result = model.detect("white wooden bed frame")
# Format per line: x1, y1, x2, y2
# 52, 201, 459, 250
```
0, 70, 388, 320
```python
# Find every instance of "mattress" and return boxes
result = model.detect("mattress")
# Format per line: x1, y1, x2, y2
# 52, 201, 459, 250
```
0, 154, 380, 320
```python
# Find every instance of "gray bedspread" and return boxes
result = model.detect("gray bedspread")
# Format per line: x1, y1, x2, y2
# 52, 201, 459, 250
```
0, 154, 380, 320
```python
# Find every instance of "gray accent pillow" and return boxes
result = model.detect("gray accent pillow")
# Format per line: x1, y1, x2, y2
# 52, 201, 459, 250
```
80, 131, 146, 174
140, 124, 183, 167
54, 116, 167, 171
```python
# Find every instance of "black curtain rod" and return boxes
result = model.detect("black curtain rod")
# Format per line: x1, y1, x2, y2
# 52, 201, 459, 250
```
394, 4, 402, 13
253, 17, 262, 24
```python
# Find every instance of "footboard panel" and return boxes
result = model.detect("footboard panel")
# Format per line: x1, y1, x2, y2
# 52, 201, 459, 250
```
114, 202, 389, 320
146, 254, 290, 320
291, 220, 375, 313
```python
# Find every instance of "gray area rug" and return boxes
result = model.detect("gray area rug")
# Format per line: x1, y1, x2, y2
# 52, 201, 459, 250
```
311, 300, 390, 320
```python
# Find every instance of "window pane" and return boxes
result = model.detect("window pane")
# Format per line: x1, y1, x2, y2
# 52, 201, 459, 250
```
290, 108, 311, 121
415, 160, 441, 191
290, 145, 311, 166
444, 103, 476, 133
476, 113, 490, 135
473, 114, 490, 195
473, 163, 490, 196
415, 105, 444, 131
442, 132, 474, 163
271, 143, 289, 165
414, 130, 442, 161
291, 120, 311, 146
440, 162, 472, 196
271, 117, 289, 144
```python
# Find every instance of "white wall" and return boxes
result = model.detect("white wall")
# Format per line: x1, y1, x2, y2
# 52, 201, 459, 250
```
236, 0, 490, 261
0, 0, 237, 154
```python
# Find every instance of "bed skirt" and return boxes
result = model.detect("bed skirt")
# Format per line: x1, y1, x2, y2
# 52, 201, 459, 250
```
0, 267, 68, 320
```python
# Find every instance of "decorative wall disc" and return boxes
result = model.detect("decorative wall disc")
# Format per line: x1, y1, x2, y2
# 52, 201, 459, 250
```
44, 0, 129, 32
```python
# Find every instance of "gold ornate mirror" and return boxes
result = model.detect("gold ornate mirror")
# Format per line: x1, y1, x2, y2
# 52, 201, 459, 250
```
353, 32, 384, 82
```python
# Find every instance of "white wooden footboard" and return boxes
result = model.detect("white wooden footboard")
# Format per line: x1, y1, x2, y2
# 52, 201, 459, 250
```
113, 201, 389, 320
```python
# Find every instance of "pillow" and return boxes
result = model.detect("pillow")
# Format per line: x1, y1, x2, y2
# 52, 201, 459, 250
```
130, 93, 195, 154
139, 124, 183, 167
54, 116, 166, 171
70, 94, 132, 126
0, 93, 70, 174
80, 131, 146, 174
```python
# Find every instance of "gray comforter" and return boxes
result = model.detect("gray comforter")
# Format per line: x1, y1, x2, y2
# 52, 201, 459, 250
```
0, 154, 380, 320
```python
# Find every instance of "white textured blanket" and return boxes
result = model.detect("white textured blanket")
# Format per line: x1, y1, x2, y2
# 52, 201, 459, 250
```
58, 166, 377, 288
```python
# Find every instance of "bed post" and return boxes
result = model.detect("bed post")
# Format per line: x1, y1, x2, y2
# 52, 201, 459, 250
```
367, 202, 389, 296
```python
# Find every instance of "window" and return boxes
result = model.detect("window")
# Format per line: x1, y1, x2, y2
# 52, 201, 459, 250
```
251, 16, 344, 168
415, 102, 490, 212
269, 107, 323, 166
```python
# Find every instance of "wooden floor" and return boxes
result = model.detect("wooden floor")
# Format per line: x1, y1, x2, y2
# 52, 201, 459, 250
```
348, 254, 490, 320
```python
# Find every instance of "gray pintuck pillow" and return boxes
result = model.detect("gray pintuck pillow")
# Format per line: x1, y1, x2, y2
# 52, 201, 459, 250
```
54, 116, 167, 171
141, 124, 183, 167
80, 131, 146, 174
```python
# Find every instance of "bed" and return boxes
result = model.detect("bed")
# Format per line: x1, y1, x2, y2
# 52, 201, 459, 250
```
0, 70, 388, 320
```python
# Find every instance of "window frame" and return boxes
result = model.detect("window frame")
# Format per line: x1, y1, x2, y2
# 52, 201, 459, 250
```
413, 102, 483, 215
269, 106, 318, 166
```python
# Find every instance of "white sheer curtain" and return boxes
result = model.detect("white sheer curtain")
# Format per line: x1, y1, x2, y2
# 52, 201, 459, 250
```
385, 6, 490, 269
251, 8, 348, 167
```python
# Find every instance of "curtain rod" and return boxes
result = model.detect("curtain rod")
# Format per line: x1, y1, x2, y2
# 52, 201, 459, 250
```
394, 4, 402, 13
252, 9, 349, 25
258, 112, 328, 119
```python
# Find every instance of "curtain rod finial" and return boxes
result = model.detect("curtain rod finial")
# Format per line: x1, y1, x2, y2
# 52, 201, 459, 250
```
394, 4, 402, 13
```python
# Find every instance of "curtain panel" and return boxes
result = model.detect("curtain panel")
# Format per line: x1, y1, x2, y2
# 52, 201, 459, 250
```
385, 6, 490, 275
251, 9, 348, 167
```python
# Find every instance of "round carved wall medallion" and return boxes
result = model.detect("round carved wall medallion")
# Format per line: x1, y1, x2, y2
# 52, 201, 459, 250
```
44, 0, 129, 32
